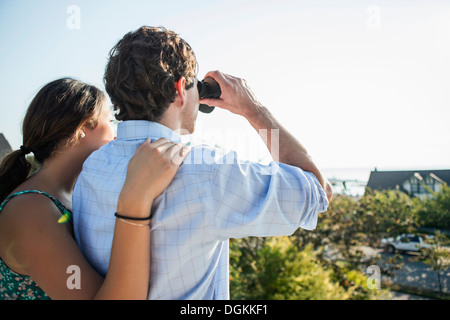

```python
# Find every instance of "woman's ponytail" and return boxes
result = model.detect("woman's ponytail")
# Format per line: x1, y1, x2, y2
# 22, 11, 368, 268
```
0, 149, 31, 203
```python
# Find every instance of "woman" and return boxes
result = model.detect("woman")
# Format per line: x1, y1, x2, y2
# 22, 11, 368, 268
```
0, 78, 190, 299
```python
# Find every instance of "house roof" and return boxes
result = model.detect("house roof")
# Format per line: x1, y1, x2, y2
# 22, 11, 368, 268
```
366, 169, 450, 191
0, 133, 12, 161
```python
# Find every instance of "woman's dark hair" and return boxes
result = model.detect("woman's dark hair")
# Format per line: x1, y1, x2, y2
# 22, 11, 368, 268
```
104, 26, 198, 122
0, 78, 106, 203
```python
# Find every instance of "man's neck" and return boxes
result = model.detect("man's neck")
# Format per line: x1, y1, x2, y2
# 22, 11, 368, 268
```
158, 109, 183, 133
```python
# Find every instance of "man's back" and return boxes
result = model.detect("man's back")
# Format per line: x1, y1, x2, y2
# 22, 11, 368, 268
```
73, 121, 328, 299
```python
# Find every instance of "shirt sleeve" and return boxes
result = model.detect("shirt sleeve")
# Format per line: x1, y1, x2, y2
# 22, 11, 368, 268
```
209, 149, 329, 240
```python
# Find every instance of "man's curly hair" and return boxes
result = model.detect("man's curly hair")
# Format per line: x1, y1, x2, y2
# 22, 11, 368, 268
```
104, 26, 198, 121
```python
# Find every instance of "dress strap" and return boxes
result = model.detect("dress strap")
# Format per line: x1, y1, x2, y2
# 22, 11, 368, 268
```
0, 190, 72, 223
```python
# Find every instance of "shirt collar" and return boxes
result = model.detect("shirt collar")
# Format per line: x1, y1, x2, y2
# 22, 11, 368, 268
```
116, 121, 182, 143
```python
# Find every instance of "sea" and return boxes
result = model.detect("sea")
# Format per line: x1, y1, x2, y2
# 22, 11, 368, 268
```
322, 167, 372, 182
322, 167, 373, 197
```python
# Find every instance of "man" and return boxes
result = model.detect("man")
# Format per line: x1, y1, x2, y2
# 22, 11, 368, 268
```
73, 26, 332, 300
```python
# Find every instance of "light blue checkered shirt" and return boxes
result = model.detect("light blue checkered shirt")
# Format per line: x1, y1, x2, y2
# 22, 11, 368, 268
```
73, 120, 328, 300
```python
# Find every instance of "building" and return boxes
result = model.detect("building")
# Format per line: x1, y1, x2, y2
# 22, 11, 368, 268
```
366, 169, 450, 198
0, 133, 12, 161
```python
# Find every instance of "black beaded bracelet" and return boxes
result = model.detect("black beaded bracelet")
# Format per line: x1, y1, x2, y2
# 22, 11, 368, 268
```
114, 212, 151, 221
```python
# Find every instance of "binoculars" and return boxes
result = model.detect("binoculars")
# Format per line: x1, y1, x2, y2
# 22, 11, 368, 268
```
197, 77, 221, 113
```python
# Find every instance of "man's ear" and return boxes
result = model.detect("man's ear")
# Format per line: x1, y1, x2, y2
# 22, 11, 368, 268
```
175, 77, 186, 108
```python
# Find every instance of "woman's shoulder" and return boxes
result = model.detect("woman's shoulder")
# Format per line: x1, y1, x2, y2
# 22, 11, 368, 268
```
0, 190, 63, 225
0, 191, 66, 271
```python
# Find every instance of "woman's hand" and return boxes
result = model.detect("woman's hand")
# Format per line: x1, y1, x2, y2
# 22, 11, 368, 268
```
117, 138, 191, 218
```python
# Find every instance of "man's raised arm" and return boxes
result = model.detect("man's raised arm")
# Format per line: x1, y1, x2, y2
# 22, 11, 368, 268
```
200, 70, 333, 202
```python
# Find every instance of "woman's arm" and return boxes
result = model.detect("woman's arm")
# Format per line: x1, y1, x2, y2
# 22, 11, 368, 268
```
0, 138, 190, 299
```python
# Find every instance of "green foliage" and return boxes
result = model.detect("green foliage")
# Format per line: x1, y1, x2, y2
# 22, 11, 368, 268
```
229, 187, 446, 300
328, 262, 388, 300
415, 184, 450, 229
230, 237, 350, 300
230, 236, 389, 300
229, 184, 450, 300
357, 189, 419, 241
418, 231, 450, 296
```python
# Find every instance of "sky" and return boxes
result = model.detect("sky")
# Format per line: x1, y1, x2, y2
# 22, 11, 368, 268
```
1, 0, 449, 181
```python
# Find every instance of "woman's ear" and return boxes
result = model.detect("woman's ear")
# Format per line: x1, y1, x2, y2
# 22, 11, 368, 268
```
175, 77, 186, 108
75, 128, 86, 143
74, 124, 88, 143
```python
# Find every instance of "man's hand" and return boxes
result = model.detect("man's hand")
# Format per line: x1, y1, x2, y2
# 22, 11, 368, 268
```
199, 70, 262, 118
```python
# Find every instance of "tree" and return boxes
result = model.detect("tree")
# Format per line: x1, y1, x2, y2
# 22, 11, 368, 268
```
357, 189, 418, 244
416, 184, 450, 230
230, 237, 351, 300
419, 231, 450, 297
229, 190, 414, 300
